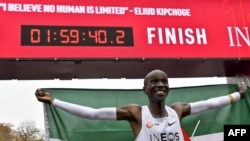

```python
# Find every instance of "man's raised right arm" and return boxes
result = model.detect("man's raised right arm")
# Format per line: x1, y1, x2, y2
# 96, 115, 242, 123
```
35, 88, 117, 120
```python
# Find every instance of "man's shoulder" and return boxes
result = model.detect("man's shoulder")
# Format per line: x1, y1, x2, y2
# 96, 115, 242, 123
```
124, 104, 142, 108
120, 104, 142, 112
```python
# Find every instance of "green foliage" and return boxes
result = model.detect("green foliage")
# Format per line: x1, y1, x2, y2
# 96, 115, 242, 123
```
0, 120, 44, 141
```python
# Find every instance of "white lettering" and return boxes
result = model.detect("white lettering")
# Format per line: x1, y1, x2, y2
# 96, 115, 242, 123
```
228, 129, 247, 136
158, 28, 163, 44
227, 27, 250, 47
185, 28, 195, 44
8, 3, 42, 12
227, 27, 235, 46
0, 3, 7, 11
165, 28, 176, 44
134, 7, 155, 15
95, 6, 128, 15
86, 6, 94, 14
156, 8, 191, 16
241, 129, 247, 136
43, 5, 55, 13
178, 28, 184, 44
228, 129, 235, 136
235, 129, 241, 136
147, 27, 207, 45
196, 28, 207, 44
147, 27, 156, 44
56, 5, 85, 13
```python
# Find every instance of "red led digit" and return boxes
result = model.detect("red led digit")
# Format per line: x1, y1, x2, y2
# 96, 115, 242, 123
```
60, 29, 70, 43
47, 29, 51, 43
21, 25, 133, 46
30, 29, 40, 43
98, 30, 107, 44
89, 30, 107, 44
88, 30, 98, 43
70, 29, 79, 43
116, 30, 125, 44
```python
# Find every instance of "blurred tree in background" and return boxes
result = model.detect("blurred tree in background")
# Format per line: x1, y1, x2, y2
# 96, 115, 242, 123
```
0, 120, 44, 141
0, 123, 15, 141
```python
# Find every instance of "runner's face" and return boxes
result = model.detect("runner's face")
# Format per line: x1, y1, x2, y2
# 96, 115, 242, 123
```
144, 70, 169, 101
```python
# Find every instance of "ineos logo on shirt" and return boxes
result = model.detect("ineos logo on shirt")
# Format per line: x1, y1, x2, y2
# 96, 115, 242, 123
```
149, 132, 180, 141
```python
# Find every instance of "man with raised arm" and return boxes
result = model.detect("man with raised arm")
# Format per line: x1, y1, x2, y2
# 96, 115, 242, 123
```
35, 69, 247, 141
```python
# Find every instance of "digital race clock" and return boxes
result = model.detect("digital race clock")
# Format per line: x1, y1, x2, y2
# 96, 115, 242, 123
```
21, 25, 134, 46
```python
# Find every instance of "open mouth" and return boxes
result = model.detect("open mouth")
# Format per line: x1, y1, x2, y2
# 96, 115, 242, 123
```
155, 90, 166, 95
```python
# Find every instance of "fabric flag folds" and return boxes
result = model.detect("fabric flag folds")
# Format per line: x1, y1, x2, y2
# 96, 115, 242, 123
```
42, 84, 250, 141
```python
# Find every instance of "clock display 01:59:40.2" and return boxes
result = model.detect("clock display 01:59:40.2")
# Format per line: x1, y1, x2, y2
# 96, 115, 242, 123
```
21, 25, 134, 46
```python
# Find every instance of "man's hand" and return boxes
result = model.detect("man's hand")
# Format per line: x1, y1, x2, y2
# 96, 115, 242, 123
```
35, 88, 54, 104
237, 82, 248, 99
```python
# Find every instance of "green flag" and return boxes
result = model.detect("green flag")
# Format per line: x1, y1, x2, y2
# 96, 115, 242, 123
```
43, 84, 250, 141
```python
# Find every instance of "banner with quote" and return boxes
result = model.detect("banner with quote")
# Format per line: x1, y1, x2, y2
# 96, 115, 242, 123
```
0, 0, 250, 58
43, 84, 250, 141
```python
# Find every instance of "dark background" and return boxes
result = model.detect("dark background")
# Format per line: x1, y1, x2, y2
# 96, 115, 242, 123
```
1, 58, 250, 80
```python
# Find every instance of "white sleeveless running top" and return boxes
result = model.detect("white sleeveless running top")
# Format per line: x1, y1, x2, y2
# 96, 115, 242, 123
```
135, 106, 184, 141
